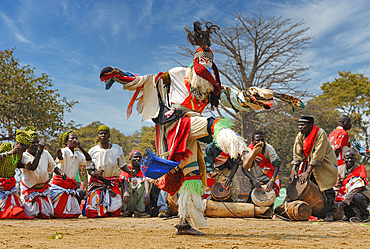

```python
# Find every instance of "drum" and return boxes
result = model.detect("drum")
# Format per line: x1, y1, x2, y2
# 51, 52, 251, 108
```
211, 182, 231, 201
251, 184, 276, 207
286, 177, 325, 218
274, 200, 312, 221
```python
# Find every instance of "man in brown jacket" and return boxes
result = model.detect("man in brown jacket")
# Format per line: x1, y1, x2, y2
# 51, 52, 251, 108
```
335, 150, 370, 222
290, 115, 338, 221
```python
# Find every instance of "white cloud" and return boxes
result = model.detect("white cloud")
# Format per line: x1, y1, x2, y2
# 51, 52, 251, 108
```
0, 11, 33, 45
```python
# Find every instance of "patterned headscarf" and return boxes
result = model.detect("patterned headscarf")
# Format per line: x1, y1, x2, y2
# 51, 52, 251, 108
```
59, 130, 75, 144
129, 150, 141, 160
193, 46, 213, 61
97, 125, 110, 134
25, 126, 38, 138
15, 129, 32, 145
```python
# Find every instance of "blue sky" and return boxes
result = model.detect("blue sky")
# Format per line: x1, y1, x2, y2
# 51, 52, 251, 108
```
1, 0, 370, 135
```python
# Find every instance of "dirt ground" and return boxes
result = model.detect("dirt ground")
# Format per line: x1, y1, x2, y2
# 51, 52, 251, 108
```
0, 216, 369, 249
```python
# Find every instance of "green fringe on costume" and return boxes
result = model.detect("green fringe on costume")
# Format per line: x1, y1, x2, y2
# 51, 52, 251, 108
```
179, 180, 204, 196
213, 116, 234, 145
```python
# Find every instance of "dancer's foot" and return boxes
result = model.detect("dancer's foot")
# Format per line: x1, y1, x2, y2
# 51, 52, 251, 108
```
175, 224, 205, 235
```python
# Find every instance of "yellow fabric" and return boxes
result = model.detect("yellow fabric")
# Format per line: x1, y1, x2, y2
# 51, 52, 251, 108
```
0, 142, 21, 178
59, 130, 75, 144
15, 129, 32, 145
25, 126, 38, 138
292, 128, 338, 191
97, 125, 110, 134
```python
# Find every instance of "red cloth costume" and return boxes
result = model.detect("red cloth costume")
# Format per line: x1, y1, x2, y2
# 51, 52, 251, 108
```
328, 126, 349, 166
0, 177, 32, 219
248, 143, 281, 196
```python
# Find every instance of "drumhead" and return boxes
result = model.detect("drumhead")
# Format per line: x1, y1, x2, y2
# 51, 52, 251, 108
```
251, 184, 276, 207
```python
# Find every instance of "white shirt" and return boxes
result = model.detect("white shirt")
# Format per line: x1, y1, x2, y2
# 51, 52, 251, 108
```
55, 147, 88, 179
88, 144, 126, 178
21, 150, 56, 188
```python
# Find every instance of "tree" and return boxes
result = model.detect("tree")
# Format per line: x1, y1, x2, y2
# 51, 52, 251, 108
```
127, 126, 156, 160
0, 48, 78, 142
316, 71, 370, 148
180, 13, 312, 140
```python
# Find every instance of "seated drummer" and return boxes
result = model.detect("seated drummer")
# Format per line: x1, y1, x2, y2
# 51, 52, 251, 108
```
335, 150, 370, 222
242, 131, 281, 202
204, 139, 239, 202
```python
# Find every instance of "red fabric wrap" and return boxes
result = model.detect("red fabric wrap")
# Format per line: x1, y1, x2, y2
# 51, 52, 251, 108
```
167, 117, 193, 162
248, 143, 281, 196
298, 125, 320, 175
193, 57, 221, 106
21, 181, 50, 196
336, 164, 368, 202
0, 177, 32, 219
89, 176, 121, 187
0, 177, 16, 191
156, 169, 185, 196
52, 175, 77, 190
21, 181, 52, 219
342, 164, 368, 187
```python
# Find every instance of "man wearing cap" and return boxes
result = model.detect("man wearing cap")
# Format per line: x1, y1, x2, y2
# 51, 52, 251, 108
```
120, 150, 151, 217
20, 127, 65, 218
290, 115, 338, 221
328, 115, 352, 167
99, 21, 305, 235
51, 130, 90, 218
85, 125, 131, 218
0, 128, 32, 219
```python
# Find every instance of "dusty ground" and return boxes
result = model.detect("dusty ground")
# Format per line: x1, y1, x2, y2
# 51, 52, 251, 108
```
0, 216, 369, 249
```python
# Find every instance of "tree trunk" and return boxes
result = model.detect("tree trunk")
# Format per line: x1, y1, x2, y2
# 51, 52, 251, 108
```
235, 111, 257, 196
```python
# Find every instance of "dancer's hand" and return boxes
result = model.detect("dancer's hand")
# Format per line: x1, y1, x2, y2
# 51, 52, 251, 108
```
38, 141, 45, 152
95, 169, 104, 178
61, 173, 67, 181
209, 171, 218, 179
252, 179, 262, 190
266, 180, 274, 192
289, 170, 298, 184
56, 148, 63, 160
299, 172, 309, 184
224, 177, 232, 188
123, 191, 130, 205
143, 193, 150, 206
9, 143, 23, 155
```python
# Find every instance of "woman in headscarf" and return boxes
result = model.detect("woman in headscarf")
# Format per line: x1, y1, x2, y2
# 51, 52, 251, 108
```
0, 128, 32, 219
20, 127, 64, 218
50, 130, 91, 218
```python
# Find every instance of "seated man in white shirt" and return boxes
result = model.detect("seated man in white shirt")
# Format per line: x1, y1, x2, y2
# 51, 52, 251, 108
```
50, 130, 91, 218
20, 127, 64, 218
85, 125, 131, 218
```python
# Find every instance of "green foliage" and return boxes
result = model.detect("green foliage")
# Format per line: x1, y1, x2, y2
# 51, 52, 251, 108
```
0, 48, 78, 142
316, 71, 370, 148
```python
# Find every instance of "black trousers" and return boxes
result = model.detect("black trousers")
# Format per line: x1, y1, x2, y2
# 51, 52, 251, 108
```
344, 192, 370, 220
